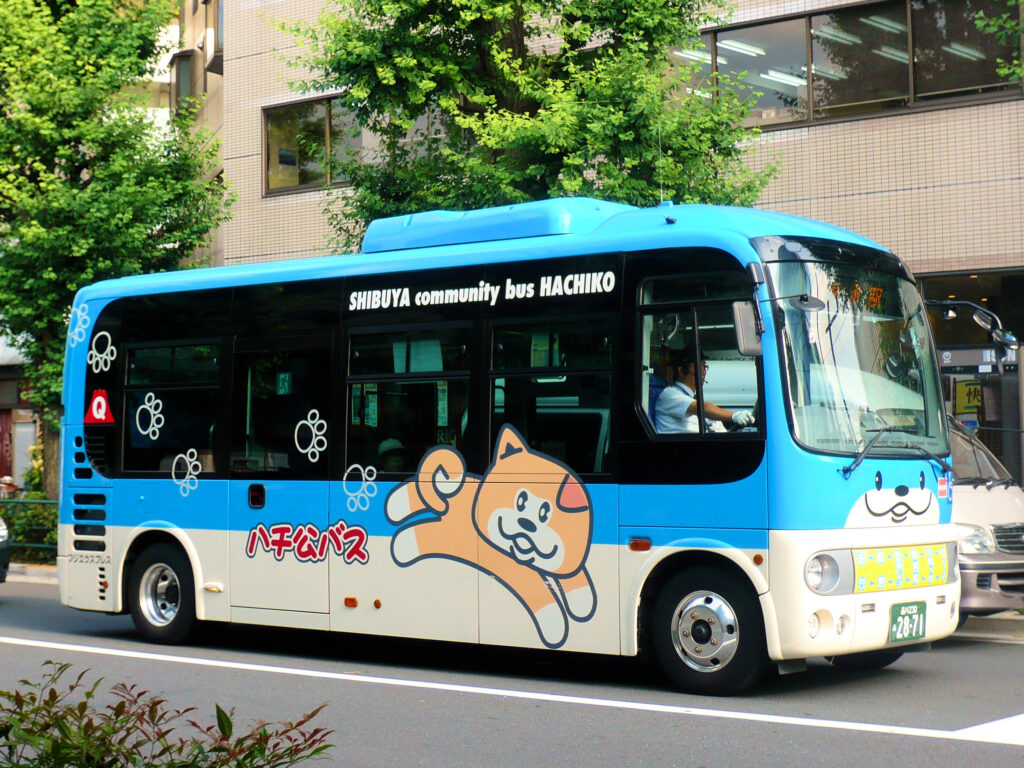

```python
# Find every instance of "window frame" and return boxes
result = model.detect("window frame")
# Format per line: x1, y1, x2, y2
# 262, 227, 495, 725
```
487, 313, 617, 478
698, 0, 1023, 130
262, 96, 361, 196
120, 337, 227, 478
343, 321, 474, 475
635, 297, 764, 441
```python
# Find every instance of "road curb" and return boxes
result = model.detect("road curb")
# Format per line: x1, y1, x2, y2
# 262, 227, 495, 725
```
6, 563, 58, 585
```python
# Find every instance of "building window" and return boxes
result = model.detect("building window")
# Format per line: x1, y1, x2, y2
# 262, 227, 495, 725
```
265, 98, 361, 193
704, 0, 1019, 126
170, 50, 195, 112
718, 18, 809, 126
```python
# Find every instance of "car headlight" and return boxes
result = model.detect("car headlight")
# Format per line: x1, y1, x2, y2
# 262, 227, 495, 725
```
805, 553, 841, 593
0, 518, 7, 543
956, 523, 996, 554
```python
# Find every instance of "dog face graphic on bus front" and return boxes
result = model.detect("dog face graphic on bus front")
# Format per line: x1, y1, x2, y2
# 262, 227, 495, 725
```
385, 425, 596, 648
844, 470, 940, 528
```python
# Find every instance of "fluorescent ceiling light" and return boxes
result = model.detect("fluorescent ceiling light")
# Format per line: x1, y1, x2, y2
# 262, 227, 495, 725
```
801, 64, 848, 81
760, 69, 807, 88
812, 26, 862, 45
941, 43, 986, 61
860, 15, 907, 34
873, 45, 909, 63
717, 39, 766, 57
670, 48, 727, 66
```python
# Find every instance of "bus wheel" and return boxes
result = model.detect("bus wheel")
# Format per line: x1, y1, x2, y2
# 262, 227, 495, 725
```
651, 567, 769, 695
826, 649, 904, 670
128, 543, 197, 644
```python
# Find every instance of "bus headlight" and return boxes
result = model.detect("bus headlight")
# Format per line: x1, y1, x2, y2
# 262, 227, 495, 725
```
805, 554, 841, 594
956, 524, 996, 554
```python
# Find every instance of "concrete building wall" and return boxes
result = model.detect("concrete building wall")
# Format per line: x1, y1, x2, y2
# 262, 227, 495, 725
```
220, 0, 339, 265
746, 98, 1024, 276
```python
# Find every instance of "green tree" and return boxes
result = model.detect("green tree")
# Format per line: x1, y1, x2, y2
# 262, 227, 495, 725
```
286, 0, 774, 249
976, 0, 1022, 82
0, 0, 232, 496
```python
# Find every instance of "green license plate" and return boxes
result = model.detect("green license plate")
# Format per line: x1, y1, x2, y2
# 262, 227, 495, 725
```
889, 601, 926, 643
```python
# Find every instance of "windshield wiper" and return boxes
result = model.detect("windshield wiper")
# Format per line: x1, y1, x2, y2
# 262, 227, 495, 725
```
899, 444, 954, 474
955, 475, 990, 488
841, 426, 906, 478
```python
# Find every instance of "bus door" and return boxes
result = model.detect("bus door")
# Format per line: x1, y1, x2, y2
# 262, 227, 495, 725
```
228, 335, 333, 614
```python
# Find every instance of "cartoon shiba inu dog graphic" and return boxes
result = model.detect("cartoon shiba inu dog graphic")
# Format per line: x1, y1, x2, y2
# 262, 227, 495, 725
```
844, 470, 941, 528
386, 425, 596, 648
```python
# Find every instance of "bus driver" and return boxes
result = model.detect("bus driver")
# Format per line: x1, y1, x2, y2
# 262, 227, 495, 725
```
655, 348, 754, 434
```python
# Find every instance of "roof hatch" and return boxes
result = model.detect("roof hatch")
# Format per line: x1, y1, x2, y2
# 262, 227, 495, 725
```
360, 197, 635, 254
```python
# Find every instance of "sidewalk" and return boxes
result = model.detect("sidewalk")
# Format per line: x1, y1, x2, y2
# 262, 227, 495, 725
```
6, 563, 58, 585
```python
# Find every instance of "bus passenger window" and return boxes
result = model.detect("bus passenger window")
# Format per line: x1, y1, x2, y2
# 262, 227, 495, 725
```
230, 347, 331, 477
346, 327, 470, 474
491, 320, 612, 475
123, 344, 221, 473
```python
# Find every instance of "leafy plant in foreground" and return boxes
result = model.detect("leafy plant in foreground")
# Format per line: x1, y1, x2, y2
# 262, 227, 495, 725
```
0, 662, 332, 767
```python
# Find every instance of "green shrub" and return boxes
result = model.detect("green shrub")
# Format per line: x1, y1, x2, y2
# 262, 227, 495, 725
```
0, 662, 333, 767
1, 496, 57, 565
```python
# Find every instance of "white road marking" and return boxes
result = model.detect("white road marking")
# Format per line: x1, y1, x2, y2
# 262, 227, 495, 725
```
1, 634, 1021, 746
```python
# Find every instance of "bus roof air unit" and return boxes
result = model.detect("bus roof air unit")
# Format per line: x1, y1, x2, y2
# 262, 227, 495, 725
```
361, 197, 635, 253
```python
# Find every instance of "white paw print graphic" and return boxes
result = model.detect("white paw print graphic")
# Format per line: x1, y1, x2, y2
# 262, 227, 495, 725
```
135, 392, 164, 441
87, 331, 117, 373
68, 304, 90, 347
343, 464, 378, 512
294, 409, 328, 463
172, 449, 202, 497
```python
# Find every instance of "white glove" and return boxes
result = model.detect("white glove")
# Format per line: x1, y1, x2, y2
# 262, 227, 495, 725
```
732, 410, 755, 427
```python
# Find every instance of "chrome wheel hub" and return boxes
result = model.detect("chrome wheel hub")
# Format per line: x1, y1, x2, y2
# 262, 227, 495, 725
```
139, 563, 180, 627
670, 590, 739, 673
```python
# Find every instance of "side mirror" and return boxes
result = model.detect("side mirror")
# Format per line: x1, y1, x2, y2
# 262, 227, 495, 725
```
993, 327, 1020, 352
972, 308, 995, 331
733, 301, 763, 357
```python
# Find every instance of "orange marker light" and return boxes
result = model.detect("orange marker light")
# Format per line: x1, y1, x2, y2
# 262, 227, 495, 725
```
753, 554, 764, 566
629, 538, 651, 552
344, 597, 358, 608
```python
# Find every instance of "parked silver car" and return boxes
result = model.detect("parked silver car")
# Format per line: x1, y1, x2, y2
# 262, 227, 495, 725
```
950, 419, 1024, 624
0, 516, 9, 583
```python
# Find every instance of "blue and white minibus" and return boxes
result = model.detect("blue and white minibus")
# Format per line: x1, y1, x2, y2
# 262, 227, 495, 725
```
59, 197, 961, 694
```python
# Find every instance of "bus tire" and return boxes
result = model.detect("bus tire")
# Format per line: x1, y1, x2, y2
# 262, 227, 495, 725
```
128, 543, 197, 644
651, 567, 769, 695
826, 649, 904, 670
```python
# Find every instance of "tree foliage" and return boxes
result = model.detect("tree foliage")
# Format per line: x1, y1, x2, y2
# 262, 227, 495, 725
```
286, 0, 774, 248
976, 0, 1022, 82
0, 0, 232, 429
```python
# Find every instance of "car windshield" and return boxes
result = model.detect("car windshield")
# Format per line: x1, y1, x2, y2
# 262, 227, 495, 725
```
762, 240, 947, 457
949, 426, 1012, 483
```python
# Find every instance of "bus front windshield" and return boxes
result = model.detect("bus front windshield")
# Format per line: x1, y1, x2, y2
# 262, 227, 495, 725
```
766, 252, 947, 458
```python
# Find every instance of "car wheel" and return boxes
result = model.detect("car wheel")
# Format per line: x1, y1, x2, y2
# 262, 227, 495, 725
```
651, 566, 770, 695
128, 543, 197, 644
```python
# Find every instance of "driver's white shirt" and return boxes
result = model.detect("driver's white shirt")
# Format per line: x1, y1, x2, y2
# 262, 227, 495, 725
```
654, 382, 700, 434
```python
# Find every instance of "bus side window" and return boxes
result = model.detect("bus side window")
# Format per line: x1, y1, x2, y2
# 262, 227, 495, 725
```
490, 320, 612, 475
123, 344, 221, 473
346, 328, 470, 474
229, 346, 331, 477
639, 271, 758, 438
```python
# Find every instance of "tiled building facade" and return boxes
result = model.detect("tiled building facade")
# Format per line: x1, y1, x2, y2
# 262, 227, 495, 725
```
172, 0, 1024, 474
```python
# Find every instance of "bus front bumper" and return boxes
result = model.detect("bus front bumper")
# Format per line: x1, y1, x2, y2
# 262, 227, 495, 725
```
765, 528, 960, 660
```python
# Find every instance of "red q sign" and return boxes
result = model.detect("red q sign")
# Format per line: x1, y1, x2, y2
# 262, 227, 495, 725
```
84, 390, 115, 424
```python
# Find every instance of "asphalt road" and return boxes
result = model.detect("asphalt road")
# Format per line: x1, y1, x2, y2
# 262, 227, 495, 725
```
1, 574, 1023, 767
